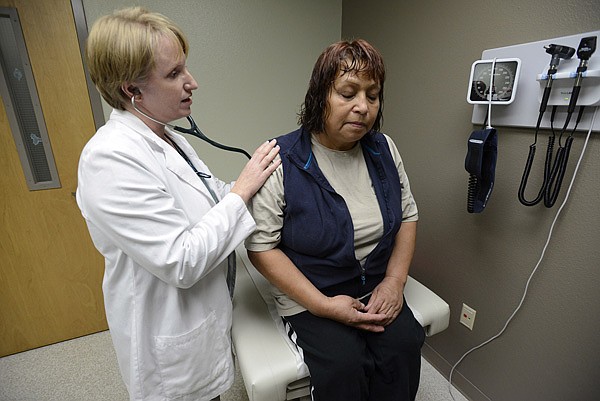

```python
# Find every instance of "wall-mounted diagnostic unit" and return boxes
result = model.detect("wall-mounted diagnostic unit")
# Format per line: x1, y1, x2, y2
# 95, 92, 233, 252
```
466, 31, 599, 210
470, 30, 600, 132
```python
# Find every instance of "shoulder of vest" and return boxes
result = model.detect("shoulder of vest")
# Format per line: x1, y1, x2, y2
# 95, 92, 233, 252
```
361, 131, 392, 155
276, 127, 304, 149
278, 127, 313, 168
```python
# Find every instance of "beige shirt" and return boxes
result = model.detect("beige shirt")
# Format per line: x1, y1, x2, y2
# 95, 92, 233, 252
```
246, 133, 418, 316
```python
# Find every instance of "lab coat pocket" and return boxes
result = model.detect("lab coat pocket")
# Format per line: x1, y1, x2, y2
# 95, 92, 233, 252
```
153, 311, 229, 398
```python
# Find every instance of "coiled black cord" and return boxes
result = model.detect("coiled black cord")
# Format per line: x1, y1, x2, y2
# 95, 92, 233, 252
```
517, 136, 555, 206
517, 107, 558, 206
543, 106, 585, 207
467, 174, 479, 213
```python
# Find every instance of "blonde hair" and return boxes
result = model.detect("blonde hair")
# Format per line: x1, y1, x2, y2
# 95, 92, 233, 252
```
86, 7, 189, 110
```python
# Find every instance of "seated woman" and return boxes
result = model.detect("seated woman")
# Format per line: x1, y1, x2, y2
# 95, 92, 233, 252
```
245, 39, 425, 401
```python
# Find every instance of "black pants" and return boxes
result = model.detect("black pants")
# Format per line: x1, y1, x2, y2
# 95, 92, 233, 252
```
284, 298, 425, 401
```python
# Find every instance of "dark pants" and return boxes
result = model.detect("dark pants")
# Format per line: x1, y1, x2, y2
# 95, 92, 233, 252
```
284, 298, 425, 401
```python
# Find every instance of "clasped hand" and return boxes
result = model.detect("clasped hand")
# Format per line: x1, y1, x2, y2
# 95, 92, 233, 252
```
321, 277, 404, 332
363, 276, 405, 327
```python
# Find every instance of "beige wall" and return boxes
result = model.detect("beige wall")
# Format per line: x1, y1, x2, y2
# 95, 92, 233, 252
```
342, 0, 600, 400
81, 0, 342, 181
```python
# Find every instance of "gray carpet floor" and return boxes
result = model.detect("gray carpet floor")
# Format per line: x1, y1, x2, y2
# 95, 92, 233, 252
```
0, 331, 468, 401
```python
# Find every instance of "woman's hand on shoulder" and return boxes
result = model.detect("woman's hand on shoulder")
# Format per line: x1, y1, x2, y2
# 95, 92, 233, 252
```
231, 139, 281, 203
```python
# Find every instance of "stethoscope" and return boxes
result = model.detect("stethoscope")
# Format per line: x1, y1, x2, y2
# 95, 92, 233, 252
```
131, 96, 251, 159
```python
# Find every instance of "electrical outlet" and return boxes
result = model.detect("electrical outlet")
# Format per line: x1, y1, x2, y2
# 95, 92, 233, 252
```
460, 303, 476, 330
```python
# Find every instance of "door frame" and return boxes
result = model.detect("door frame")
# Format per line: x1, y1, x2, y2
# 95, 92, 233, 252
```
71, 0, 104, 131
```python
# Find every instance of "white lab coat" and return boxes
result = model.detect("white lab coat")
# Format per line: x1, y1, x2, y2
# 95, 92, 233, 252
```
76, 109, 256, 401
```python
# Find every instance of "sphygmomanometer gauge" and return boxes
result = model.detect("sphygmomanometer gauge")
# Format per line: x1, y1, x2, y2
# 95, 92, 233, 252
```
468, 58, 521, 104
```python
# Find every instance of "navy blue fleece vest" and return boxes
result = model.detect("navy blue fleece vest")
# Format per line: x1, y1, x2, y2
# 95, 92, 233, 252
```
277, 128, 403, 298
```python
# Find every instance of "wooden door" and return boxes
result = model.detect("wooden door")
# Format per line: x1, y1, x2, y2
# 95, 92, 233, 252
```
0, 0, 107, 357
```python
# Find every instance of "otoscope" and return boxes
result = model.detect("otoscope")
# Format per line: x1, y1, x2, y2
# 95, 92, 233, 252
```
517, 43, 575, 206
562, 36, 596, 129
131, 95, 252, 159
539, 44, 576, 114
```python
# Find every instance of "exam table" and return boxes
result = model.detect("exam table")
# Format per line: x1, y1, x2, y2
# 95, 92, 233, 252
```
232, 247, 450, 401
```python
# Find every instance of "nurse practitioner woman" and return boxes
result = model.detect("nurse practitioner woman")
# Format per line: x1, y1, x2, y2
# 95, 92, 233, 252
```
76, 7, 279, 401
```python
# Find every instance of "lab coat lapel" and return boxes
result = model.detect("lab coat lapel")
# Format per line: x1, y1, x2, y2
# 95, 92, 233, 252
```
163, 132, 219, 204
164, 147, 207, 191
112, 110, 217, 203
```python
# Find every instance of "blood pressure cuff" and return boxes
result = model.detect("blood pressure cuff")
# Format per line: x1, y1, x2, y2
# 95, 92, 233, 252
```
465, 128, 497, 213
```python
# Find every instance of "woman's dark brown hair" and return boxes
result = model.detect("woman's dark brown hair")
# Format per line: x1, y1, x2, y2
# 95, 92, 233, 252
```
298, 39, 385, 134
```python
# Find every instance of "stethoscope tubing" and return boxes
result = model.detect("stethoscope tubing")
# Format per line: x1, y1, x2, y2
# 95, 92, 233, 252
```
173, 117, 251, 159
131, 96, 251, 159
